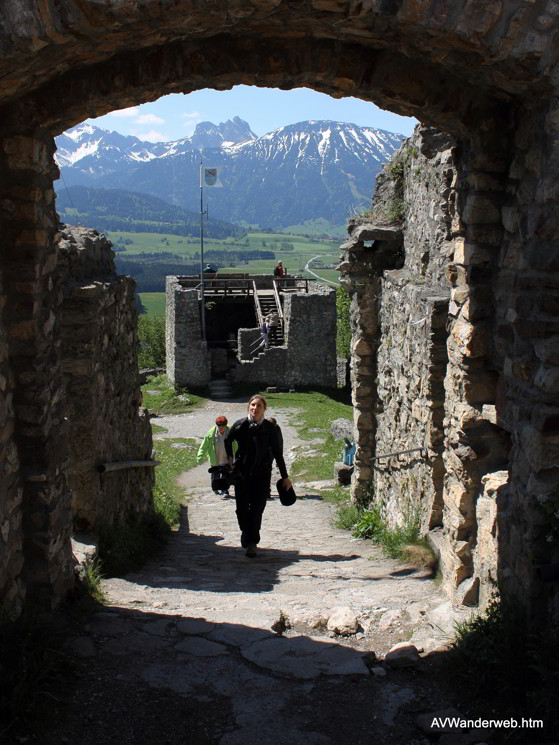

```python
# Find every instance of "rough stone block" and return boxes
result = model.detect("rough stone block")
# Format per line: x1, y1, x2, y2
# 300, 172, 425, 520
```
334, 462, 353, 485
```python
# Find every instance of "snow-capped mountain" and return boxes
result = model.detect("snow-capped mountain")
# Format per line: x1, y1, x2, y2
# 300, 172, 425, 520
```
55, 118, 404, 228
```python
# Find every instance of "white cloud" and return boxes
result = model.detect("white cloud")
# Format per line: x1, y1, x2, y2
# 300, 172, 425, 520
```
136, 113, 165, 125
110, 106, 140, 118
182, 111, 202, 120
133, 129, 166, 143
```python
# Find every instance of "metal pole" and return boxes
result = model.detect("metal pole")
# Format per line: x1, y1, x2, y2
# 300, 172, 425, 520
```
200, 156, 206, 341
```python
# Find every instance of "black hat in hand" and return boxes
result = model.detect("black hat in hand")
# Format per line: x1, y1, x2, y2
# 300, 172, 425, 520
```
276, 479, 296, 506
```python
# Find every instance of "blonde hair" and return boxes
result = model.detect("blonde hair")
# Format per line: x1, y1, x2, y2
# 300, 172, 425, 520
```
247, 394, 268, 411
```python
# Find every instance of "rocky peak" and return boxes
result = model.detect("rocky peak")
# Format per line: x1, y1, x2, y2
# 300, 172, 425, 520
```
190, 117, 256, 149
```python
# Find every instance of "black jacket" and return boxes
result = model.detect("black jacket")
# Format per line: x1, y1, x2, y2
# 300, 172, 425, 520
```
225, 417, 288, 479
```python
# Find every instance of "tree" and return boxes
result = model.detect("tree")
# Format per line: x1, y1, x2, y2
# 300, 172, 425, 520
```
137, 315, 165, 368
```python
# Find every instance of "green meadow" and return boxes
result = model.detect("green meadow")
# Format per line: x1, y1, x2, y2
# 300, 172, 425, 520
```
119, 229, 341, 314
139, 292, 166, 316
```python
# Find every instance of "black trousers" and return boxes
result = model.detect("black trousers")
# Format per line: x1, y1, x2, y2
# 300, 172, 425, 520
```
234, 472, 271, 546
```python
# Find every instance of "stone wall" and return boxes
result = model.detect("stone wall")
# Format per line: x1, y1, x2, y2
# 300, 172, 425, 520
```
340, 125, 514, 611
166, 276, 210, 388
231, 285, 337, 389
0, 130, 74, 617
0, 264, 23, 621
372, 130, 456, 534
0, 216, 154, 620
56, 226, 154, 534
375, 277, 448, 533
167, 275, 337, 390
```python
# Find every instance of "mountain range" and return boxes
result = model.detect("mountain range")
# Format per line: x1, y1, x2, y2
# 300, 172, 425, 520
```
55, 117, 404, 229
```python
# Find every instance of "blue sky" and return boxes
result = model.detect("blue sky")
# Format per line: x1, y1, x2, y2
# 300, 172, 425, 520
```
88, 86, 417, 143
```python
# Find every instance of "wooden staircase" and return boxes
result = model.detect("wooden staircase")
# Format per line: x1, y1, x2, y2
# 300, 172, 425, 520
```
257, 290, 284, 346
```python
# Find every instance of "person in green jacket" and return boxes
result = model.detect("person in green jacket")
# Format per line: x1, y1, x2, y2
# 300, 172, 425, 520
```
197, 415, 237, 498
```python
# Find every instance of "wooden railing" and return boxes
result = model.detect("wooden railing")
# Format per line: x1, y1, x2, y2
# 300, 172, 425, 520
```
177, 277, 255, 298
252, 280, 264, 327
272, 280, 285, 322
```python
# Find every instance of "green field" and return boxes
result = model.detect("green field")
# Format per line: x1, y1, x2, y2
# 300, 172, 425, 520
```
139, 292, 166, 316
109, 229, 339, 263
116, 229, 341, 309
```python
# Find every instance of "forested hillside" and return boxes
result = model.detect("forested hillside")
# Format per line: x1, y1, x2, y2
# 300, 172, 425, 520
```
56, 186, 244, 239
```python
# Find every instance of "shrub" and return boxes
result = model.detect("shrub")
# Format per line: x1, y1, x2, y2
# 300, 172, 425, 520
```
138, 315, 165, 368
336, 286, 351, 359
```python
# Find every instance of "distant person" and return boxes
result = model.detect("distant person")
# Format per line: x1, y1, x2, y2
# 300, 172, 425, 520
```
197, 415, 237, 498
225, 395, 291, 557
266, 311, 280, 345
203, 263, 217, 274
273, 261, 285, 278
257, 320, 269, 351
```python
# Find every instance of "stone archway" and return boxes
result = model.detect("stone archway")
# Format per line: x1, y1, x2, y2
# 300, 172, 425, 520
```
1, 1, 559, 625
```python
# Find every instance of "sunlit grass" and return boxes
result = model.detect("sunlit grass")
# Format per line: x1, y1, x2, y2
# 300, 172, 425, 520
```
142, 373, 205, 415
139, 292, 166, 316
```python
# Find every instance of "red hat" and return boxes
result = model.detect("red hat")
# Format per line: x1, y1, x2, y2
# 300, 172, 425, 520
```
216, 416, 227, 425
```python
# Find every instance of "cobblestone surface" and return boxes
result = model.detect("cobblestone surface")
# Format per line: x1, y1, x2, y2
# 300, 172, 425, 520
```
18, 399, 471, 745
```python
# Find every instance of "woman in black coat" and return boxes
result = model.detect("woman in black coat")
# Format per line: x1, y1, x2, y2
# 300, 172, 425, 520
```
225, 394, 292, 557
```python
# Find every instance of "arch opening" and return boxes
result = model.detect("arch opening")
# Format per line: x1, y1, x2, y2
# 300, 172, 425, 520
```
2, 3, 558, 631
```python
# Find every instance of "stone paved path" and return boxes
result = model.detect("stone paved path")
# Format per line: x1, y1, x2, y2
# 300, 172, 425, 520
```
21, 399, 470, 745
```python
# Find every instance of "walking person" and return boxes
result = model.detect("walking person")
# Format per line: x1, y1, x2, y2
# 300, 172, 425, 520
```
257, 319, 269, 351
225, 395, 292, 557
266, 311, 280, 345
197, 415, 237, 498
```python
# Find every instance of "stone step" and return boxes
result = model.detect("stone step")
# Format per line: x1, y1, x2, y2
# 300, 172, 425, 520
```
208, 379, 233, 398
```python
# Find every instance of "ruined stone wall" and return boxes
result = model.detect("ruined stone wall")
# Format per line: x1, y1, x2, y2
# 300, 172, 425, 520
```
167, 276, 337, 390
231, 285, 337, 389
341, 125, 514, 610
166, 276, 210, 388
0, 266, 23, 621
0, 202, 155, 621
489, 103, 559, 624
375, 277, 449, 532
369, 131, 457, 533
56, 226, 153, 534
0, 130, 74, 617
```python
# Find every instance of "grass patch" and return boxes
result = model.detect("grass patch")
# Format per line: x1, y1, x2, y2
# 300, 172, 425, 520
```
142, 373, 206, 415
447, 597, 559, 742
81, 559, 106, 603
319, 486, 359, 529
138, 291, 166, 316
291, 434, 342, 481
264, 389, 352, 439
352, 505, 435, 567
152, 437, 198, 517
335, 502, 360, 530
262, 389, 352, 483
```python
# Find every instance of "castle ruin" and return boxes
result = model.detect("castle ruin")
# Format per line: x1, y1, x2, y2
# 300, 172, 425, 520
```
166, 274, 337, 390
1, 1, 559, 630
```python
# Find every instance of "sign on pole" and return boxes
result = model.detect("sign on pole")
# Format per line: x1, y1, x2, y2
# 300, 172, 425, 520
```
200, 166, 223, 188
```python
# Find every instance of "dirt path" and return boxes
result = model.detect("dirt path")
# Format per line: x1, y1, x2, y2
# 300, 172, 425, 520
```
14, 399, 474, 745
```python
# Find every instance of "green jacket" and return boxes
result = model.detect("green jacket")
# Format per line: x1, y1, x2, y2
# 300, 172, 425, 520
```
197, 425, 237, 466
